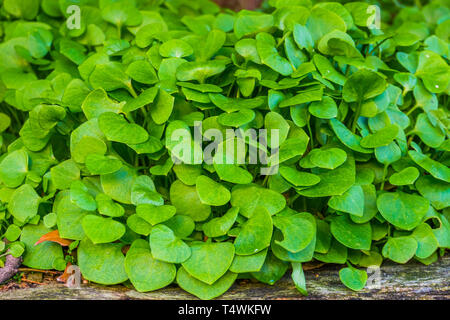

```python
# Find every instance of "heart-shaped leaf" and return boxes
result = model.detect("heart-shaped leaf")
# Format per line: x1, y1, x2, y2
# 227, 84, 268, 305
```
81, 215, 126, 244
99, 112, 148, 145
149, 224, 191, 263
377, 191, 429, 231
196, 175, 231, 206
182, 241, 235, 285
234, 208, 273, 255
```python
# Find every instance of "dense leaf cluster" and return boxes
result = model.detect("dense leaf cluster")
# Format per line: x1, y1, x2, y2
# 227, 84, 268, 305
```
0, 0, 449, 299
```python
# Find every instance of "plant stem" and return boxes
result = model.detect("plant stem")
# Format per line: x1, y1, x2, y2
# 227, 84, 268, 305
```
307, 121, 314, 149
380, 164, 388, 191
406, 104, 420, 116
351, 100, 362, 133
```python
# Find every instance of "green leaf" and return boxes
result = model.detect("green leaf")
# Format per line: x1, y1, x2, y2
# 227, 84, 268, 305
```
126, 214, 153, 236
291, 262, 308, 295
415, 50, 450, 93
412, 223, 439, 259
78, 239, 128, 285
293, 24, 313, 51
125, 241, 176, 292
256, 32, 293, 76
273, 212, 316, 253
0, 149, 28, 188
136, 204, 175, 227
235, 39, 261, 64
309, 147, 347, 170
99, 112, 149, 145
343, 69, 387, 103
328, 185, 365, 217
177, 267, 237, 300
251, 251, 288, 285
330, 215, 371, 250
377, 191, 429, 231
203, 207, 239, 238
229, 248, 268, 273
21, 223, 64, 270
416, 176, 450, 210
170, 180, 211, 222
89, 62, 132, 92
85, 154, 123, 175
176, 61, 227, 83
8, 184, 40, 223
306, 7, 346, 43
101, 166, 137, 204
382, 236, 418, 264
234, 12, 274, 39
309, 96, 338, 119
50, 160, 80, 190
182, 241, 235, 285
297, 152, 356, 197
230, 184, 286, 218
329, 119, 372, 154
414, 113, 445, 148
409, 150, 450, 183
234, 208, 273, 255
149, 224, 191, 264
96, 194, 125, 217
339, 265, 367, 291
55, 193, 88, 240
196, 176, 231, 206
70, 180, 97, 211
5, 224, 22, 242
360, 125, 399, 148
151, 89, 174, 125
389, 167, 420, 186
131, 175, 164, 206
159, 39, 193, 58
126, 60, 158, 85
81, 215, 126, 244
198, 29, 226, 61
279, 166, 320, 187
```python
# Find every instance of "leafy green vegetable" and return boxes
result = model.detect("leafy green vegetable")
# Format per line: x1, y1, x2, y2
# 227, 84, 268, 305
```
0, 0, 448, 300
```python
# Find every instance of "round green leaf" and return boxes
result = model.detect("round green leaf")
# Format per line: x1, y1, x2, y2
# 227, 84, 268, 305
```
330, 215, 371, 250
196, 175, 231, 206
382, 236, 418, 264
149, 224, 191, 263
389, 167, 420, 186
377, 191, 429, 231
177, 267, 237, 300
81, 214, 126, 244
170, 180, 211, 222
182, 241, 235, 285
339, 266, 367, 291
78, 239, 128, 285
234, 208, 273, 255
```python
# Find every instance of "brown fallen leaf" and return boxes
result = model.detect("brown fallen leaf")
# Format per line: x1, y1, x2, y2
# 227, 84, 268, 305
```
57, 262, 72, 283
35, 230, 73, 247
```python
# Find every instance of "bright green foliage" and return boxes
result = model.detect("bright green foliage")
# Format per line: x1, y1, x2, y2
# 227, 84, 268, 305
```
0, 0, 448, 300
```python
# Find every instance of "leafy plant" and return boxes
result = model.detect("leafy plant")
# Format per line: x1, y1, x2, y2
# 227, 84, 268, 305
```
0, 0, 449, 299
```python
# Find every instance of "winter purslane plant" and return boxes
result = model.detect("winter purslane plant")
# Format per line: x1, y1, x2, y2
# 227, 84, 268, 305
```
0, 0, 449, 299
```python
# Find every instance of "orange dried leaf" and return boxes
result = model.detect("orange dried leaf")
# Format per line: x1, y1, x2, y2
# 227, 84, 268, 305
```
57, 262, 72, 283
35, 230, 73, 247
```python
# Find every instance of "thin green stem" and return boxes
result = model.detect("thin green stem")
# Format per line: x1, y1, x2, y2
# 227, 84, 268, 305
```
406, 104, 420, 116
262, 174, 270, 187
351, 100, 362, 133
127, 82, 138, 98
307, 121, 314, 149
380, 164, 388, 191
288, 193, 300, 207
